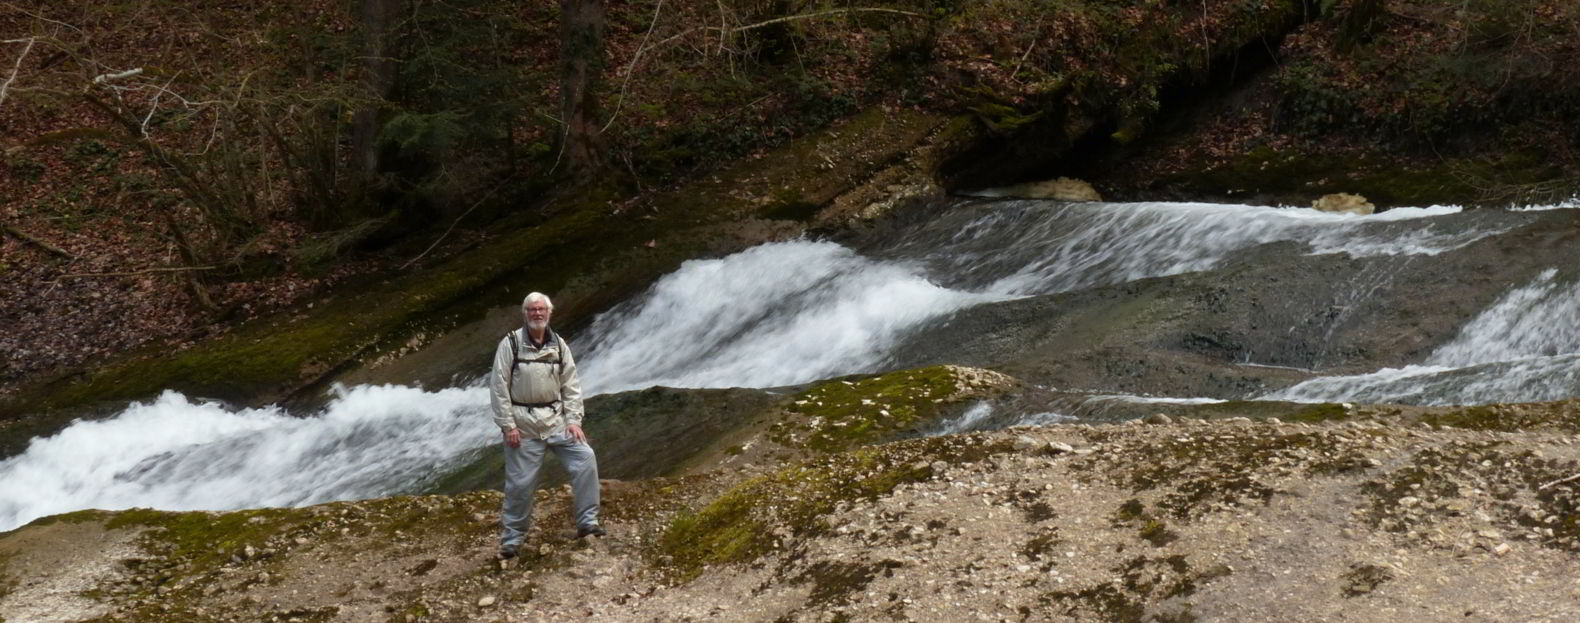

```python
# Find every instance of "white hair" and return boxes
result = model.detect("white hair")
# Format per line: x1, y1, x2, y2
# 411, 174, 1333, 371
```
522, 292, 554, 313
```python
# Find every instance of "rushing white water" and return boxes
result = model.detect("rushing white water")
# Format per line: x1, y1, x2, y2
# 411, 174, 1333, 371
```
0, 385, 489, 531
0, 198, 1562, 530
577, 240, 1009, 395
1270, 269, 1580, 405
929, 401, 996, 436
878, 201, 1510, 296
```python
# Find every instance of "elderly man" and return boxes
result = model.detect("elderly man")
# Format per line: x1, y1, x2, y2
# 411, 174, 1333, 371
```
490, 292, 603, 559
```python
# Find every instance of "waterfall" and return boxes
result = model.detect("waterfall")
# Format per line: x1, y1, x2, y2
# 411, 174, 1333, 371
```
577, 240, 1009, 395
877, 201, 1504, 295
0, 198, 1564, 530
0, 385, 489, 531
1268, 269, 1580, 405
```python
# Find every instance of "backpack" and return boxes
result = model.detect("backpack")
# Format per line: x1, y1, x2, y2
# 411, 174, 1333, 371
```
505, 329, 566, 408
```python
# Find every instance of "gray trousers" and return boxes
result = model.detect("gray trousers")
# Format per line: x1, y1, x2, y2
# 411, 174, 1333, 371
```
500, 431, 600, 548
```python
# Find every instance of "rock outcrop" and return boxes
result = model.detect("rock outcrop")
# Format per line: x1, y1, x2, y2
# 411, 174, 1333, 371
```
1312, 193, 1376, 215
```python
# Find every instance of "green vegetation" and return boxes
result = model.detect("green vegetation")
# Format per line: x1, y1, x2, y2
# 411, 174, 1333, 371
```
778, 366, 995, 453
658, 433, 1014, 581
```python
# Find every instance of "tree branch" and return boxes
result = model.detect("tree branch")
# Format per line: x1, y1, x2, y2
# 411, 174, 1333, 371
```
0, 36, 35, 107
400, 175, 513, 270
1539, 472, 1580, 491
726, 7, 923, 34
55, 265, 216, 280
3, 222, 76, 259
600, 0, 665, 134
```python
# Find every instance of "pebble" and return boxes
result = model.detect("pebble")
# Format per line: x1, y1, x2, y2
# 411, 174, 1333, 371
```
1013, 436, 1039, 451
1048, 441, 1075, 454
477, 595, 497, 607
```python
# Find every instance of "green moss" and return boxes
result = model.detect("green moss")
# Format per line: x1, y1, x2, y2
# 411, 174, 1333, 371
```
1341, 563, 1393, 597
777, 366, 991, 454
1109, 430, 1369, 518
1360, 444, 1580, 549
1156, 145, 1563, 208
1286, 403, 1353, 424
1138, 519, 1179, 547
799, 560, 903, 608
105, 507, 305, 576
658, 433, 1014, 581
1419, 404, 1580, 433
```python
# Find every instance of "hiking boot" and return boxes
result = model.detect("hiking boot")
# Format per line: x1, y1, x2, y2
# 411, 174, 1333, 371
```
498, 544, 519, 559
577, 524, 606, 538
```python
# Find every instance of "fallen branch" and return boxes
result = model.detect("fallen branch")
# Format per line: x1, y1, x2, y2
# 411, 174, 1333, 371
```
3, 222, 75, 259
1538, 472, 1580, 491
601, 0, 666, 134
400, 176, 513, 271
56, 265, 215, 279
640, 7, 926, 86
0, 36, 35, 107
727, 7, 923, 34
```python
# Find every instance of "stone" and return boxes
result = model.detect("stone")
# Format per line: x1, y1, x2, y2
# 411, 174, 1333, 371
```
477, 595, 497, 607
1144, 413, 1173, 425
1311, 193, 1375, 215
1048, 441, 1075, 454
1013, 435, 1040, 451
995, 177, 1103, 202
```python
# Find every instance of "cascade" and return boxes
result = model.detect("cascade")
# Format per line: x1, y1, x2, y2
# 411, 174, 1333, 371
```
2, 198, 1572, 530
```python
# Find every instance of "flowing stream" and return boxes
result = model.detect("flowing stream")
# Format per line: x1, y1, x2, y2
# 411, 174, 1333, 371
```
3, 199, 1575, 530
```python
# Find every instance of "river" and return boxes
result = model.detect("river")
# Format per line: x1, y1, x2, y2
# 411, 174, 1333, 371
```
2, 198, 1576, 530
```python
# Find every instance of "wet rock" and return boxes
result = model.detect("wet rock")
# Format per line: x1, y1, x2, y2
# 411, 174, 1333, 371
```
992, 177, 1103, 202
1312, 193, 1375, 215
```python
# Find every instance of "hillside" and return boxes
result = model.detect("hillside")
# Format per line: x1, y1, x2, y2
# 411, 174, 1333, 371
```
7, 0, 1579, 423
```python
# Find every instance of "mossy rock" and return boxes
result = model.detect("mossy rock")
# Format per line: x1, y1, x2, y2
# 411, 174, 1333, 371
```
1149, 145, 1563, 208
776, 365, 1017, 454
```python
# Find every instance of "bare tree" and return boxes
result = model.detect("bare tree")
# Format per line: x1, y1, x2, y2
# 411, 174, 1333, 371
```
351, 0, 403, 180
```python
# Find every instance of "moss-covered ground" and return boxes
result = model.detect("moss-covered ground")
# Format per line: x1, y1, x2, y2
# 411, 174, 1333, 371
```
657, 432, 1015, 582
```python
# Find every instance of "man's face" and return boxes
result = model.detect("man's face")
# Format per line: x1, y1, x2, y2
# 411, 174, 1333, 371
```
525, 303, 552, 330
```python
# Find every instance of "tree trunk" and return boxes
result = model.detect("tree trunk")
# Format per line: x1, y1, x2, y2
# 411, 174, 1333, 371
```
559, 0, 606, 180
351, 0, 402, 178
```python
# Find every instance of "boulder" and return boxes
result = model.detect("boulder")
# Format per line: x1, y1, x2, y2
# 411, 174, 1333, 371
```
1312, 193, 1375, 215
997, 177, 1103, 202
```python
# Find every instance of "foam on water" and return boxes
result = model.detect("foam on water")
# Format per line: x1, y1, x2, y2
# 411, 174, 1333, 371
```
578, 240, 1009, 394
888, 201, 1512, 296
1269, 269, 1580, 405
0, 385, 489, 531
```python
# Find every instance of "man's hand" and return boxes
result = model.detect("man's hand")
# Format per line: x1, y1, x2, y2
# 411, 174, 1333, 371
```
568, 424, 587, 444
504, 428, 522, 448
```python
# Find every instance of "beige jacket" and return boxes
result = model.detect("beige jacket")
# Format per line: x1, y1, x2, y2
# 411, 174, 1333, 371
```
489, 327, 584, 439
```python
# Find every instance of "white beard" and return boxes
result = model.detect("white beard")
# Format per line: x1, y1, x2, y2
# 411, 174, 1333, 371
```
527, 319, 549, 331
